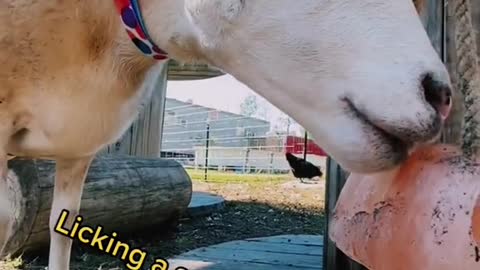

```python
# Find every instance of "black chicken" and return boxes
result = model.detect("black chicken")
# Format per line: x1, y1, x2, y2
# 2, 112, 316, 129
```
285, 152, 323, 182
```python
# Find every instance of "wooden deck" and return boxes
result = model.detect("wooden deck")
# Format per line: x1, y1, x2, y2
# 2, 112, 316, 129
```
168, 234, 323, 270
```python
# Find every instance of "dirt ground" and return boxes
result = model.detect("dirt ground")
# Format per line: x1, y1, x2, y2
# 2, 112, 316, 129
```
4, 175, 325, 270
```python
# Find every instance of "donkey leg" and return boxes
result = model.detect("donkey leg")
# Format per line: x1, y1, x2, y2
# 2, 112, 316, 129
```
48, 156, 93, 270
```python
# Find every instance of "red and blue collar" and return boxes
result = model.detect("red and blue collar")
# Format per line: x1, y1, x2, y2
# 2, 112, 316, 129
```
114, 0, 169, 60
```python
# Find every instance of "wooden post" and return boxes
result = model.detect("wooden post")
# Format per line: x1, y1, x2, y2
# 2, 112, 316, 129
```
303, 131, 308, 160
323, 158, 365, 270
130, 64, 168, 157
243, 148, 250, 174
269, 152, 274, 174
204, 123, 210, 181
101, 63, 168, 157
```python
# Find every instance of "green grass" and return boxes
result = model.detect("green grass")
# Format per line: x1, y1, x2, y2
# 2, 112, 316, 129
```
185, 169, 291, 183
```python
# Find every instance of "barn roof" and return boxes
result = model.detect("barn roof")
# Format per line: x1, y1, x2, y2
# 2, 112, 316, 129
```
167, 60, 225, 81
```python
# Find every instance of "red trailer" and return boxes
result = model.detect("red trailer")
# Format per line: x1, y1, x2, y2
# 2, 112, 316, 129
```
284, 135, 327, 157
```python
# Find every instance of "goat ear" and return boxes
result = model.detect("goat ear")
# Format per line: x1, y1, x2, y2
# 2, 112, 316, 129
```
185, 0, 245, 48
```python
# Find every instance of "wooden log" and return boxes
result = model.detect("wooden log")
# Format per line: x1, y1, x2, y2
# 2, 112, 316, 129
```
0, 155, 192, 257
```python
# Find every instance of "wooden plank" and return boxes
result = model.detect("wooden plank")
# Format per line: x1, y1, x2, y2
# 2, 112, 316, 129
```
169, 235, 322, 270
204, 241, 323, 256
169, 259, 321, 270
178, 248, 320, 268
247, 234, 323, 246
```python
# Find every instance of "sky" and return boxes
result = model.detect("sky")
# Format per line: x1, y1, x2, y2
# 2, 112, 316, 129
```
166, 74, 251, 115
166, 74, 303, 135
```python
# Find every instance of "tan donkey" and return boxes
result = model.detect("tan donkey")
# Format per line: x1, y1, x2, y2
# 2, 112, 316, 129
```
0, 0, 453, 269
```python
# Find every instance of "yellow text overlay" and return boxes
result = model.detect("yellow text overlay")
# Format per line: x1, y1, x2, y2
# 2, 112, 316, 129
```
54, 209, 188, 270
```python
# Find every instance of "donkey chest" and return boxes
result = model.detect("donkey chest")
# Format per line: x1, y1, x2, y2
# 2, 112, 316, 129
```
10, 83, 155, 157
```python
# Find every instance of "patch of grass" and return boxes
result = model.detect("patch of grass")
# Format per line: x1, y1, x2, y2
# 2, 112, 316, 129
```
185, 169, 291, 183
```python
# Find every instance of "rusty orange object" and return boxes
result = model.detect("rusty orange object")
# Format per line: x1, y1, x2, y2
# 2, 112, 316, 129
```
330, 144, 480, 270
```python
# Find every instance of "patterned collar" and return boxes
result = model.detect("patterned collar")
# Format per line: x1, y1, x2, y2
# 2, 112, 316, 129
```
114, 0, 169, 60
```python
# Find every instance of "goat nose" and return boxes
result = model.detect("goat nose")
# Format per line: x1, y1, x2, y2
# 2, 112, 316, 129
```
422, 73, 452, 120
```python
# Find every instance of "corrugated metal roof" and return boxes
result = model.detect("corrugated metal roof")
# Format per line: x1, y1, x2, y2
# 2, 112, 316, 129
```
167, 60, 225, 81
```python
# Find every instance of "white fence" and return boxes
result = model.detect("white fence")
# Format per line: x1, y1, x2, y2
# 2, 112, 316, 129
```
161, 96, 327, 177
192, 147, 326, 174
